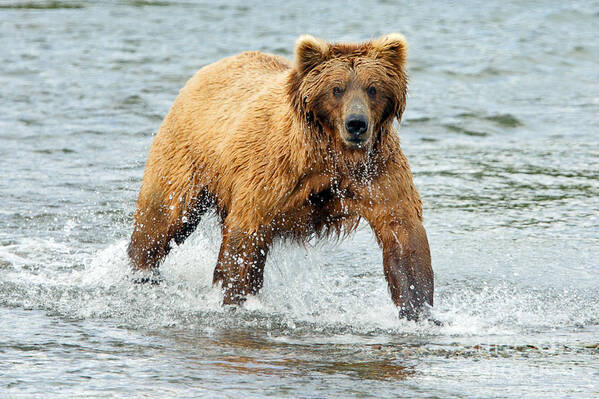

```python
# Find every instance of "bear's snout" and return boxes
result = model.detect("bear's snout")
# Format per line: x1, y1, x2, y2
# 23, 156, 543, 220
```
341, 95, 372, 148
345, 114, 369, 139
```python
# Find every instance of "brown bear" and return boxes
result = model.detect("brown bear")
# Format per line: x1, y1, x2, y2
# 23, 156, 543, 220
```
128, 33, 434, 321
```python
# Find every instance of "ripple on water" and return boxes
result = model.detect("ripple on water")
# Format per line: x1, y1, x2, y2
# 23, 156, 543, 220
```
0, 1, 85, 9
1, 1, 599, 396
0, 231, 597, 340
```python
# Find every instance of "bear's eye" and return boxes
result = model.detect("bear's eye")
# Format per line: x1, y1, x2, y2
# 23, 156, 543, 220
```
332, 86, 343, 97
367, 86, 377, 98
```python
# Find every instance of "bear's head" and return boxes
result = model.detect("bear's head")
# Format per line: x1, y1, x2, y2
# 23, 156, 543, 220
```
288, 33, 408, 152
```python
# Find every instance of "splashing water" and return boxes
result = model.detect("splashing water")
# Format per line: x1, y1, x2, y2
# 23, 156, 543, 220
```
1, 0, 598, 397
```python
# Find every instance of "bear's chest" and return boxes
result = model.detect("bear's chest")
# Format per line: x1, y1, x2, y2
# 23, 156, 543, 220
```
270, 173, 365, 238
275, 186, 360, 237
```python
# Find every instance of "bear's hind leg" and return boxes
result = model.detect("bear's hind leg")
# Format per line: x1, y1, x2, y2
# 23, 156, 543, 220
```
128, 187, 213, 277
128, 203, 174, 275
172, 188, 215, 246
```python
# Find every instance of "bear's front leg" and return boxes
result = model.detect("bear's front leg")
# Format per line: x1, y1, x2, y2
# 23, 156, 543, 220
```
213, 227, 270, 306
384, 221, 433, 320
367, 214, 434, 321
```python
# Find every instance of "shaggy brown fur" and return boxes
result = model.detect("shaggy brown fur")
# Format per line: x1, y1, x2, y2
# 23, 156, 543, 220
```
128, 34, 434, 320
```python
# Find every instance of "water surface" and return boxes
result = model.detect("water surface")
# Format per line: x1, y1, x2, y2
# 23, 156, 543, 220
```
1, 1, 598, 398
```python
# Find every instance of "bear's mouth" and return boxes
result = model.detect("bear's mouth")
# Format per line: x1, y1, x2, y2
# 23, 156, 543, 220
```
336, 121, 372, 150
342, 132, 372, 150
346, 137, 368, 148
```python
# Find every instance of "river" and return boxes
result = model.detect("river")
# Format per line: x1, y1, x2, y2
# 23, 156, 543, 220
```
1, 1, 598, 397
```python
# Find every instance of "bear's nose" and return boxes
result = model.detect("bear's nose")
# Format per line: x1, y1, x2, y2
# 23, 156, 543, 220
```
345, 114, 368, 137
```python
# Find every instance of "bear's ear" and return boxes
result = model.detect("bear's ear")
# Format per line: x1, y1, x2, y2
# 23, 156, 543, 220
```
294, 34, 330, 74
370, 33, 408, 70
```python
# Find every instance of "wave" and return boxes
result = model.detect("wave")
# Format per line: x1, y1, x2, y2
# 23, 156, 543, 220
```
1, 228, 596, 340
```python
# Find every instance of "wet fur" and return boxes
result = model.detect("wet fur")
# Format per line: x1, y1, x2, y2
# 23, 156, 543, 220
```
128, 34, 434, 319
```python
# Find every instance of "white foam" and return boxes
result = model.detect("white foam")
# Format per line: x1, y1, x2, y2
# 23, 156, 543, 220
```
1, 220, 597, 336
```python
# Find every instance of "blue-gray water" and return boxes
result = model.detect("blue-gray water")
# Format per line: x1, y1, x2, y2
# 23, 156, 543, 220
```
1, 1, 598, 398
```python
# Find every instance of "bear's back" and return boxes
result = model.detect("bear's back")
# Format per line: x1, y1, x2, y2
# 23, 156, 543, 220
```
158, 51, 292, 146
182, 51, 291, 109
144, 51, 296, 209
